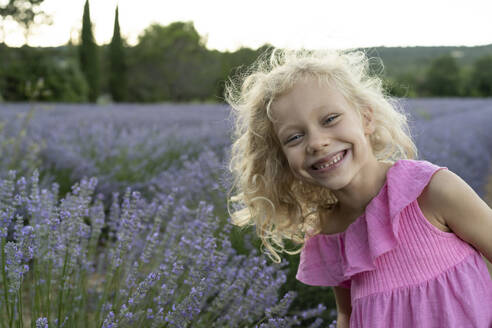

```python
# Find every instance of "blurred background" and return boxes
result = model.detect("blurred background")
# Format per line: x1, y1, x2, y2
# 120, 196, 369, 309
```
1, 0, 492, 103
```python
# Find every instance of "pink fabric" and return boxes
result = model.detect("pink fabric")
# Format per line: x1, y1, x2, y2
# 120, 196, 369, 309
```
296, 159, 492, 327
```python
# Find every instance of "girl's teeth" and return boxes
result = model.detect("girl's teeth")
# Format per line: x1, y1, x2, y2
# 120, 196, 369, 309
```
316, 152, 344, 169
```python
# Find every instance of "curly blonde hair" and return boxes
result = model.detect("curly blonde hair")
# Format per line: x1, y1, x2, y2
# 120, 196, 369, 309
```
225, 48, 417, 263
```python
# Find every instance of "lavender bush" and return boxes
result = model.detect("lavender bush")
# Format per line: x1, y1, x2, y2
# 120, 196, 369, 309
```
0, 100, 490, 199
0, 170, 325, 327
0, 103, 231, 203
0, 107, 43, 181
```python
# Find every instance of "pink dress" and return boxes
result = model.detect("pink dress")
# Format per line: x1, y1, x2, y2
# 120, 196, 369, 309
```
296, 159, 492, 327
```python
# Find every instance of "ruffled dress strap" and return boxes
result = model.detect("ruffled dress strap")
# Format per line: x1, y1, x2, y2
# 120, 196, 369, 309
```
296, 159, 448, 287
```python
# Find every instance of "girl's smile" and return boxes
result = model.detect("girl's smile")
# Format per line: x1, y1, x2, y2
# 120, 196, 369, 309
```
311, 149, 348, 172
309, 148, 349, 173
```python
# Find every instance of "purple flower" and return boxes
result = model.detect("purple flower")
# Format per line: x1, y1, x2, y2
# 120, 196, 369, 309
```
35, 317, 48, 328
5, 241, 28, 293
102, 311, 118, 328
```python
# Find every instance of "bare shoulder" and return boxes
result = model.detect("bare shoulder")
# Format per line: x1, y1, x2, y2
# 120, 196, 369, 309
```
419, 169, 492, 259
418, 169, 474, 225
417, 169, 455, 232
421, 168, 481, 221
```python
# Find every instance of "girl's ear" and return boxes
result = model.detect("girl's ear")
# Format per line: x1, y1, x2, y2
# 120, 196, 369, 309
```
362, 107, 376, 135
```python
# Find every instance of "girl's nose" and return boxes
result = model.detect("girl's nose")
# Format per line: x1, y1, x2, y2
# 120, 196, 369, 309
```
306, 134, 330, 154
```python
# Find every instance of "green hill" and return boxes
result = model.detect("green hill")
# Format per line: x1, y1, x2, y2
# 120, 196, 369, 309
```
362, 44, 492, 77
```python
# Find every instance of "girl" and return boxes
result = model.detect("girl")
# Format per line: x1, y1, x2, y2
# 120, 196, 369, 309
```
225, 48, 492, 327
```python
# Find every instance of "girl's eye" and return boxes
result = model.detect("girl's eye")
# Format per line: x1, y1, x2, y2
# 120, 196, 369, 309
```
286, 134, 302, 144
323, 115, 339, 124
283, 115, 338, 145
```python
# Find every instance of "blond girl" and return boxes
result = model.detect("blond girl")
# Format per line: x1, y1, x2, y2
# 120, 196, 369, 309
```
226, 48, 492, 327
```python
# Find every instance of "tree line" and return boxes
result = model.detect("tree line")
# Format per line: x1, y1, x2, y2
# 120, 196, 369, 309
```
0, 0, 491, 103
385, 54, 492, 98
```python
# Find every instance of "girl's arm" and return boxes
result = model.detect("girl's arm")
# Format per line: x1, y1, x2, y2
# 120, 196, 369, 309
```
423, 169, 492, 262
333, 286, 352, 327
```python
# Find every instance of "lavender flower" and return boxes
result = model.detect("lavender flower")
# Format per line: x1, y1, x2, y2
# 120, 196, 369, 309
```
35, 317, 49, 328
102, 311, 118, 328
4, 241, 28, 293
0, 170, 16, 238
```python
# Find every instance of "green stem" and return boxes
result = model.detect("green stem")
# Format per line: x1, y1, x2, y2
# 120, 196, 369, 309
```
46, 260, 52, 323
32, 259, 41, 328
17, 288, 23, 328
1, 238, 11, 326
0, 304, 5, 328
79, 270, 88, 328
64, 279, 73, 328
0, 307, 5, 328
95, 266, 119, 328
56, 250, 70, 328
30, 269, 35, 328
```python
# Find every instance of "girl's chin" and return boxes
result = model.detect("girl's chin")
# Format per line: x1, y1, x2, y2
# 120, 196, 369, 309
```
303, 173, 349, 190
318, 179, 349, 191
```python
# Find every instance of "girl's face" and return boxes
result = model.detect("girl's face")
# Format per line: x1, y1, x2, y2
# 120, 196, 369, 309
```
271, 77, 376, 191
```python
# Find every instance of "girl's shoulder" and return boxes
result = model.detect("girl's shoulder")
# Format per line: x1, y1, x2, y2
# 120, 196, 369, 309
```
414, 165, 492, 256
417, 178, 453, 233
370, 159, 452, 235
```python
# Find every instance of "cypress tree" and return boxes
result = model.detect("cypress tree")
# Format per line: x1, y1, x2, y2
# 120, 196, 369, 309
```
109, 5, 126, 102
79, 0, 99, 102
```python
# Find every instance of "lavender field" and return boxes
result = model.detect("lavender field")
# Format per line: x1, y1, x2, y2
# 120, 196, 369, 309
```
0, 99, 491, 327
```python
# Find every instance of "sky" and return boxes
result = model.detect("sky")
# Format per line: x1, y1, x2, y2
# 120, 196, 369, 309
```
1, 0, 492, 51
